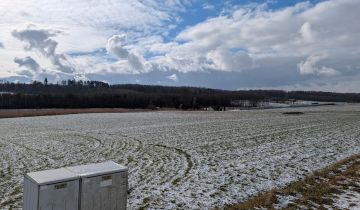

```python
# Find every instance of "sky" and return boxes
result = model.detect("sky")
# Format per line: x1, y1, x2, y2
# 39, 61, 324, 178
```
0, 0, 359, 92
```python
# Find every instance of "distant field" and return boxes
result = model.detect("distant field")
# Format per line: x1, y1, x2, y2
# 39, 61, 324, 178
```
0, 105, 360, 209
0, 108, 155, 119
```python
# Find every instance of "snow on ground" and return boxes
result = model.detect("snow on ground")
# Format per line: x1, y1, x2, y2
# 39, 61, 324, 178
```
334, 188, 360, 209
0, 105, 360, 209
273, 194, 300, 209
333, 178, 360, 210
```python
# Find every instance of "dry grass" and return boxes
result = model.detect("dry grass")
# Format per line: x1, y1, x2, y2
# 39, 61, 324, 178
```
225, 154, 360, 210
0, 108, 157, 119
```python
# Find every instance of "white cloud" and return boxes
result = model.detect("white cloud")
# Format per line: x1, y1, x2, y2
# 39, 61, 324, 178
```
13, 55, 75, 82
106, 34, 145, 71
297, 54, 339, 76
12, 24, 76, 74
0, 42, 4, 48
106, 35, 129, 59
1, 0, 360, 91
0, 0, 192, 79
0, 0, 189, 32
299, 22, 314, 43
0, 0, 194, 55
167, 73, 178, 82
141, 0, 360, 90
203, 3, 215, 11
14, 56, 41, 72
12, 25, 60, 56
206, 47, 253, 71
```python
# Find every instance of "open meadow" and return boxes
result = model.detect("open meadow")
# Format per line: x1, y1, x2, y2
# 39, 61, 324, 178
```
1, 105, 360, 209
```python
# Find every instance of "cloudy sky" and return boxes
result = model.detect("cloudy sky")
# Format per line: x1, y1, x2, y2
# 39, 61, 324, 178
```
0, 0, 359, 92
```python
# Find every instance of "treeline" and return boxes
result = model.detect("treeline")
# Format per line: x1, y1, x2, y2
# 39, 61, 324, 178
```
0, 79, 359, 109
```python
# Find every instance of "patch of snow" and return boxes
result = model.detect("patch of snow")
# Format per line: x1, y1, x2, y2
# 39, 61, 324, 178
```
333, 182, 360, 210
274, 194, 300, 209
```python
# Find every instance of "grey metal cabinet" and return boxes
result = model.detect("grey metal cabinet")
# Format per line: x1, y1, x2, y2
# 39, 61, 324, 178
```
23, 168, 79, 210
67, 161, 128, 210
23, 161, 128, 210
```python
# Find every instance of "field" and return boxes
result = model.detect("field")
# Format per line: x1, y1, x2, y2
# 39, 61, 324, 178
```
0, 105, 360, 209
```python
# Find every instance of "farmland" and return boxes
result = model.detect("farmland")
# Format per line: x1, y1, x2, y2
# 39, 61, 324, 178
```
0, 105, 360, 209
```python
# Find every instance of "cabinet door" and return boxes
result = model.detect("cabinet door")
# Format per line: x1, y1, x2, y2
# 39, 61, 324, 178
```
115, 172, 127, 210
39, 180, 79, 210
80, 173, 127, 210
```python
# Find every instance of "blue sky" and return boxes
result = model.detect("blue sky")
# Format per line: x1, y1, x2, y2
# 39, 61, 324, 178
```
0, 0, 360, 92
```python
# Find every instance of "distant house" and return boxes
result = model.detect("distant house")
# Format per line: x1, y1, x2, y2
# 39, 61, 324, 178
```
0, 92, 14, 95
230, 100, 269, 108
284, 99, 297, 104
203, 107, 214, 111
257, 101, 270, 107
230, 100, 253, 107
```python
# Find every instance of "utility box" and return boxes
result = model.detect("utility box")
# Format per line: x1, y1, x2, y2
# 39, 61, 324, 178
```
23, 168, 79, 210
67, 161, 128, 210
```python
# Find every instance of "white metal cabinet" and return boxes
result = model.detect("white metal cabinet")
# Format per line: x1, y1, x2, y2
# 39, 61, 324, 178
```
23, 168, 79, 210
67, 161, 128, 210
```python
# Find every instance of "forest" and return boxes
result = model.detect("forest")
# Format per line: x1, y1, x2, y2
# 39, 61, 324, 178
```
0, 79, 359, 109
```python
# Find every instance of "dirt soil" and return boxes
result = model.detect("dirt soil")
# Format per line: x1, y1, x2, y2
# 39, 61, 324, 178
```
0, 108, 158, 119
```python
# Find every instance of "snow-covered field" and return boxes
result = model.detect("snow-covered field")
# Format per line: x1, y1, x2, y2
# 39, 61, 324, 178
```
0, 105, 360, 209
